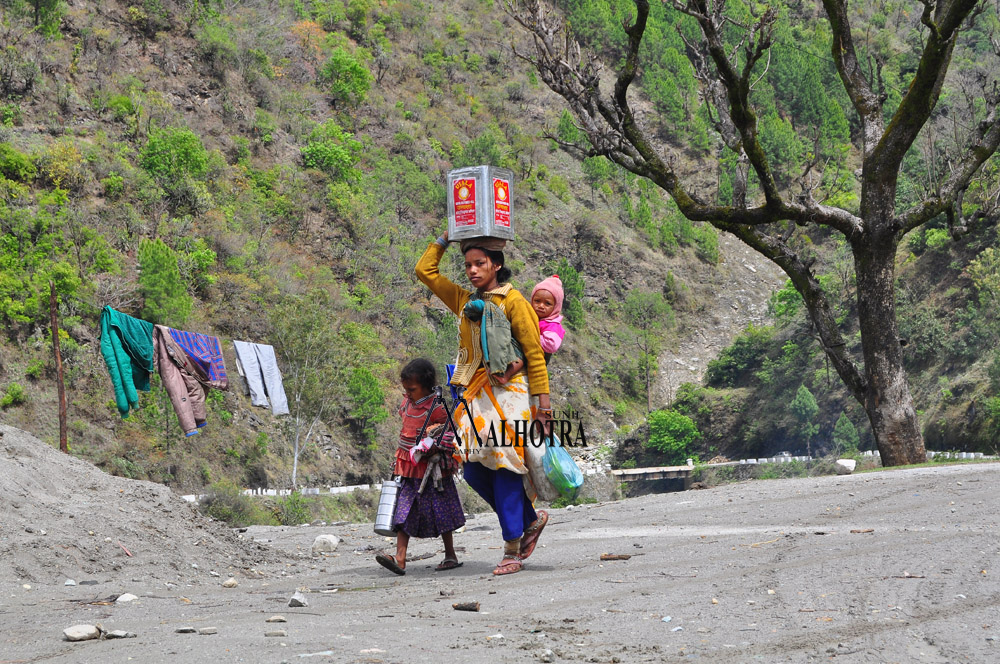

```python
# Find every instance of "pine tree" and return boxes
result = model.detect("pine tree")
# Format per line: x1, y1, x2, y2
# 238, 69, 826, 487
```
138, 238, 191, 327
790, 384, 819, 456
832, 412, 860, 455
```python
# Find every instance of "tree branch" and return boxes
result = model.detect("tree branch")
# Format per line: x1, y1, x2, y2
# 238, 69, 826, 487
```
896, 89, 1000, 235
821, 0, 884, 156
716, 222, 868, 401
869, 0, 980, 173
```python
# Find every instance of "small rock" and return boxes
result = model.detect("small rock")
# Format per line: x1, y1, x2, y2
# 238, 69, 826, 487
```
266, 616, 287, 623
289, 592, 308, 608
104, 630, 137, 639
662, 616, 672, 623
116, 593, 138, 603
311, 534, 340, 555
767, 589, 776, 595
265, 630, 288, 637
22, 584, 30, 590
222, 577, 238, 588
539, 649, 555, 663
198, 627, 218, 635
210, 571, 220, 577
104, 537, 113, 543
176, 627, 196, 634
65, 579, 77, 586
64, 625, 100, 641
711, 598, 719, 605
672, 626, 684, 632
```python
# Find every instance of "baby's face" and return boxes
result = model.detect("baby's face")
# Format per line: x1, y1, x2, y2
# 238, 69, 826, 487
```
531, 289, 556, 318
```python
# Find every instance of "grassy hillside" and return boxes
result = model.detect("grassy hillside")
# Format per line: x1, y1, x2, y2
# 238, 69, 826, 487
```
0, 0, 765, 489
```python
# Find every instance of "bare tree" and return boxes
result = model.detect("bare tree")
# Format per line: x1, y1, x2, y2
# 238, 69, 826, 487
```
502, 0, 1000, 465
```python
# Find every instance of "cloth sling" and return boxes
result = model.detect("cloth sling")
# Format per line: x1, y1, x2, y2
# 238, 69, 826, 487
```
463, 296, 523, 376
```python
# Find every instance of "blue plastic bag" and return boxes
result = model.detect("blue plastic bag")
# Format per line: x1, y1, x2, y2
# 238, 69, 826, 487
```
542, 434, 583, 499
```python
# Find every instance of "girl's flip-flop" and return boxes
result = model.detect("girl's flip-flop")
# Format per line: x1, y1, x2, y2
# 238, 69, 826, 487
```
435, 558, 464, 571
375, 552, 406, 576
519, 510, 549, 560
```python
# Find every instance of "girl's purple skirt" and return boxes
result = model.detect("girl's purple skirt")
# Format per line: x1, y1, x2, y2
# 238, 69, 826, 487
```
392, 475, 466, 538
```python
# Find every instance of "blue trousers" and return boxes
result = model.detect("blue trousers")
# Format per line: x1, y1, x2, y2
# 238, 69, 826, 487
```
463, 462, 537, 542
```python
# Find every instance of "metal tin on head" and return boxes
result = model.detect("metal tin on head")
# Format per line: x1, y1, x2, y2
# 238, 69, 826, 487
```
447, 165, 515, 241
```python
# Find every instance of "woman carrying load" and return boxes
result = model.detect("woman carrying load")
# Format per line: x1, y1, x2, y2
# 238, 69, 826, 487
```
415, 231, 551, 576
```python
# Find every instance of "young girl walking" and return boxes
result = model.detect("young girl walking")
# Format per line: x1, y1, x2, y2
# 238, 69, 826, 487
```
375, 359, 465, 575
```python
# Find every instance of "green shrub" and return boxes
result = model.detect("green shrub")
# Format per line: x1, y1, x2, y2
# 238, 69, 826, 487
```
319, 47, 373, 108
195, 20, 239, 75
141, 127, 209, 181
645, 409, 701, 464
0, 143, 36, 181
200, 480, 277, 527
832, 411, 860, 454
25, 359, 46, 380
107, 94, 137, 122
547, 174, 571, 202
925, 228, 951, 252
705, 324, 775, 387
301, 120, 362, 181
278, 492, 312, 525
102, 172, 125, 199
0, 383, 27, 408
0, 103, 22, 127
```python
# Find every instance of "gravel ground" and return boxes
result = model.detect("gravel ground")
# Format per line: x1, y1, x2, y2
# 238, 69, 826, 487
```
2, 423, 999, 663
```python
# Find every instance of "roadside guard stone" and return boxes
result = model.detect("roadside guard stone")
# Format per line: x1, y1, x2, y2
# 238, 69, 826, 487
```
835, 459, 857, 475
289, 591, 308, 607
312, 535, 339, 555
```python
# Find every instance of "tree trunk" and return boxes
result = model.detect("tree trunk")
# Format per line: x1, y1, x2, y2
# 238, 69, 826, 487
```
854, 236, 926, 466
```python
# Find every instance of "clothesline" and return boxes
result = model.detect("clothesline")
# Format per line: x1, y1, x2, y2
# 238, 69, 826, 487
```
99, 306, 289, 437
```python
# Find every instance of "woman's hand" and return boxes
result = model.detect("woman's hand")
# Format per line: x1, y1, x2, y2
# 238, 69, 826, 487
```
442, 230, 449, 243
534, 394, 553, 436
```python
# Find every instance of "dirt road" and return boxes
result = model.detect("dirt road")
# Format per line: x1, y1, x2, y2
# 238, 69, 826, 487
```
3, 425, 998, 663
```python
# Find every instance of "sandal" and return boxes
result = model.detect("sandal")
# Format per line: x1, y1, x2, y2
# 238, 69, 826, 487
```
375, 552, 406, 576
435, 558, 463, 571
519, 510, 548, 560
492, 555, 523, 576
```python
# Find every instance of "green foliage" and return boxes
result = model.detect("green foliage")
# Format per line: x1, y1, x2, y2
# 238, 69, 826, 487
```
645, 409, 701, 464
370, 155, 442, 223
768, 279, 803, 326
545, 257, 584, 329
547, 173, 570, 202
0, 382, 27, 408
138, 238, 191, 326
989, 349, 1000, 395
195, 18, 239, 76
320, 47, 373, 108
200, 480, 277, 527
789, 384, 819, 452
0, 143, 36, 181
278, 491, 312, 525
101, 172, 125, 199
346, 366, 388, 444
556, 109, 583, 144
924, 228, 951, 252
452, 122, 508, 169
301, 120, 362, 181
705, 324, 774, 387
832, 411, 860, 454
24, 358, 45, 380
141, 127, 209, 181
0, 103, 22, 127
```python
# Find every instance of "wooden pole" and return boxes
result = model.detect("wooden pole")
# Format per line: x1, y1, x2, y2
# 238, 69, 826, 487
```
49, 281, 68, 453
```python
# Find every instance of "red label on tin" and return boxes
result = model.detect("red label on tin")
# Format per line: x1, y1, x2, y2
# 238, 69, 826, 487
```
453, 179, 477, 227
493, 178, 510, 228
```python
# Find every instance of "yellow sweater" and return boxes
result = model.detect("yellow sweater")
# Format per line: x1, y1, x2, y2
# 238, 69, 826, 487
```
416, 242, 550, 396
